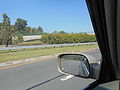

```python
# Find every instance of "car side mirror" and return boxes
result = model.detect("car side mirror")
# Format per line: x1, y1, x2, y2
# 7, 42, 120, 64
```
57, 54, 91, 78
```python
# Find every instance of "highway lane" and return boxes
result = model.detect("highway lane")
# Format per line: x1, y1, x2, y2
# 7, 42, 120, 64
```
0, 49, 100, 90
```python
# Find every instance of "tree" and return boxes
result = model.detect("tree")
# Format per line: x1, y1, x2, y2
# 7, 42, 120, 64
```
59, 30, 66, 34
13, 35, 23, 45
1, 13, 12, 47
52, 31, 58, 33
31, 27, 37, 34
38, 26, 43, 33
0, 24, 1, 31
0, 23, 3, 44
24, 26, 32, 35
15, 18, 27, 33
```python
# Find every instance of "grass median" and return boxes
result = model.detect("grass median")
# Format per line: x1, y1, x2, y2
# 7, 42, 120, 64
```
0, 44, 98, 63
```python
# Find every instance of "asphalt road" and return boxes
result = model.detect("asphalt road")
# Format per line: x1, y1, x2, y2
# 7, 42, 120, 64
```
0, 49, 101, 90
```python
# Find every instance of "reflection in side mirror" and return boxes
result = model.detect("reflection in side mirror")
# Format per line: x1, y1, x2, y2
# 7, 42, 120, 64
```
57, 54, 91, 78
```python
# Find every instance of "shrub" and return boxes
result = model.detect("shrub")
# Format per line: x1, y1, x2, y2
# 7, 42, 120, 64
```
13, 35, 23, 45
41, 33, 96, 44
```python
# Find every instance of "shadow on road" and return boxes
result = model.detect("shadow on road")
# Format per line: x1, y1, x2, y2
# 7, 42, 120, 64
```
26, 74, 64, 90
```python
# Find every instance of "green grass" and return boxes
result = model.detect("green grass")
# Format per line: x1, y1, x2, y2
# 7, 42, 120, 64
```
17, 40, 45, 46
0, 44, 98, 63
0, 45, 5, 48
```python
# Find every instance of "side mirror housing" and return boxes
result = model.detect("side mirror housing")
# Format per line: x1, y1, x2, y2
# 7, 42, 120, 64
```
57, 53, 100, 79
57, 54, 91, 78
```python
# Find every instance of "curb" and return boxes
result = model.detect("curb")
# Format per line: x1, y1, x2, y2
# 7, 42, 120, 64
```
0, 49, 97, 68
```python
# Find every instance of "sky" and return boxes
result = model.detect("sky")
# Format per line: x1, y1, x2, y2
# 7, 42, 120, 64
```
0, 0, 94, 33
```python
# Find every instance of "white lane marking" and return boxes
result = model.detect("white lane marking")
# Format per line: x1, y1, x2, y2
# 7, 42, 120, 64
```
60, 75, 74, 81
98, 61, 101, 64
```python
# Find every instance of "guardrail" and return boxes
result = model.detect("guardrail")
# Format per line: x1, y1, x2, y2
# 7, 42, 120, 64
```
0, 42, 97, 53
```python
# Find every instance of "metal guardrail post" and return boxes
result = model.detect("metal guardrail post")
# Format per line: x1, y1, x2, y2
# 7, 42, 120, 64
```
8, 49, 11, 52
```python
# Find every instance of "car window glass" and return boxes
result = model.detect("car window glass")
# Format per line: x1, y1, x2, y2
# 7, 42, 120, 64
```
0, 0, 102, 90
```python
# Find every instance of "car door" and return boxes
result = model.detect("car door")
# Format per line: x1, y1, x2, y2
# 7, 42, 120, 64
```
93, 81, 120, 90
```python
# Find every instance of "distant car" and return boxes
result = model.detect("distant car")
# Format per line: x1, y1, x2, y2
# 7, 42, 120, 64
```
57, 0, 120, 89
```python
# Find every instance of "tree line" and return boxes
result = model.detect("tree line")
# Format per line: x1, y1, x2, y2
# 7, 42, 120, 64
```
52, 30, 67, 34
41, 33, 96, 44
0, 13, 44, 47
0, 13, 96, 47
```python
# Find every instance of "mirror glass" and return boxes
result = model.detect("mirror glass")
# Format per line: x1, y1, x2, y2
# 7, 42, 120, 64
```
60, 54, 90, 77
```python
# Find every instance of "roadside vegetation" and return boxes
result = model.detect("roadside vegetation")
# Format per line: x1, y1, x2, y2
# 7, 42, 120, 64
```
17, 40, 45, 46
0, 13, 96, 47
0, 13, 98, 63
41, 33, 96, 44
0, 44, 98, 63
0, 13, 44, 47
